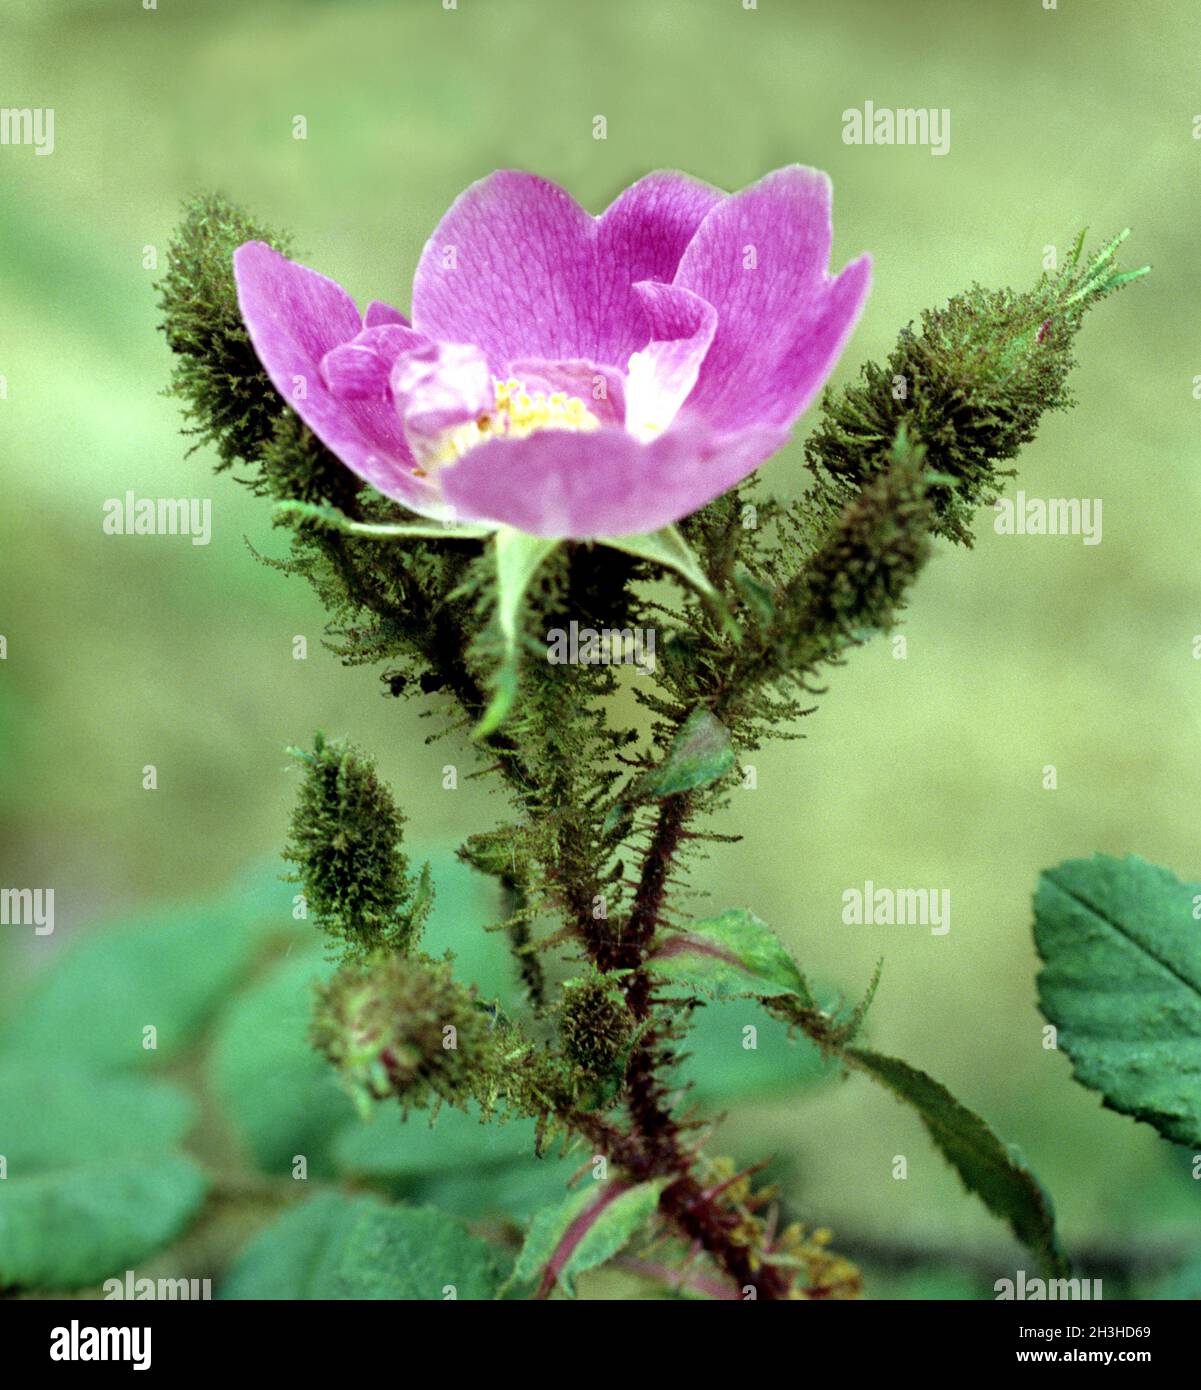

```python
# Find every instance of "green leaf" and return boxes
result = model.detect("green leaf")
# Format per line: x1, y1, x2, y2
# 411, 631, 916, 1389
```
0, 1063, 207, 1288
221, 1194, 507, 1300
334, 1106, 580, 1220
651, 908, 815, 1005
511, 1178, 667, 1297
416, 1153, 580, 1224
0, 869, 297, 1072
844, 1047, 1067, 1278
475, 526, 559, 737
416, 844, 521, 1009
604, 707, 734, 832
637, 707, 734, 798
209, 943, 355, 1177
0, 1159, 207, 1291
733, 566, 775, 623
1034, 853, 1201, 1147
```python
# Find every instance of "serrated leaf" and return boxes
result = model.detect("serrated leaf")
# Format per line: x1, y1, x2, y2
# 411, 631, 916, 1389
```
512, 1178, 667, 1297
221, 1194, 507, 1300
0, 869, 297, 1072
651, 908, 815, 1005
604, 707, 734, 832
1034, 853, 1201, 1147
845, 1047, 1067, 1277
0, 1063, 207, 1288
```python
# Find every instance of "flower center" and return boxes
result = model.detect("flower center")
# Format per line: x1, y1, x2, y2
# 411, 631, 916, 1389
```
425, 377, 601, 469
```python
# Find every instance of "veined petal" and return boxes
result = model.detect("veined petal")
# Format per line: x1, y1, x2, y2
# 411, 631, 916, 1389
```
320, 323, 427, 400
390, 340, 493, 455
624, 282, 717, 441
439, 416, 786, 539
411, 170, 724, 372
673, 165, 871, 432
319, 342, 390, 399
363, 299, 410, 328
233, 241, 443, 515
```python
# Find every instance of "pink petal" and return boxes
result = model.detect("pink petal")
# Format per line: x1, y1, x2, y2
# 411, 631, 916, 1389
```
390, 341, 493, 455
363, 299, 410, 328
319, 323, 428, 400
624, 282, 717, 440
673, 166, 871, 433
411, 170, 724, 374
320, 343, 391, 399
439, 415, 786, 539
355, 323, 426, 358
233, 241, 442, 514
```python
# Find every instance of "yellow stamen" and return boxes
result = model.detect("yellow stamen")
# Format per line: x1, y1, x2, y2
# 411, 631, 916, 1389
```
424, 377, 601, 470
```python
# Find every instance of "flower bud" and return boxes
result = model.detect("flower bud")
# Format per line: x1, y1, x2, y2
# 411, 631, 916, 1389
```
559, 973, 634, 1079
312, 953, 489, 1113
286, 733, 431, 959
806, 231, 1147, 545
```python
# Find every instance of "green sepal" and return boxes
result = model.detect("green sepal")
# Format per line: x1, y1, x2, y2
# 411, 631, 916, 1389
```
598, 525, 738, 638
273, 498, 493, 541
474, 527, 560, 738
597, 524, 715, 598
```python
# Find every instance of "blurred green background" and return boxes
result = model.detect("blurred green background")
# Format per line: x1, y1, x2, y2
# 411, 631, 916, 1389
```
2, 0, 1199, 1296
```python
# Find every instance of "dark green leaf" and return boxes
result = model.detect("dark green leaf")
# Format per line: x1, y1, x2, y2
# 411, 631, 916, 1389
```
208, 943, 353, 1177
632, 707, 734, 799
221, 1194, 507, 1300
845, 1047, 1067, 1277
0, 1063, 207, 1288
0, 865, 298, 1072
1034, 854, 1201, 1147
